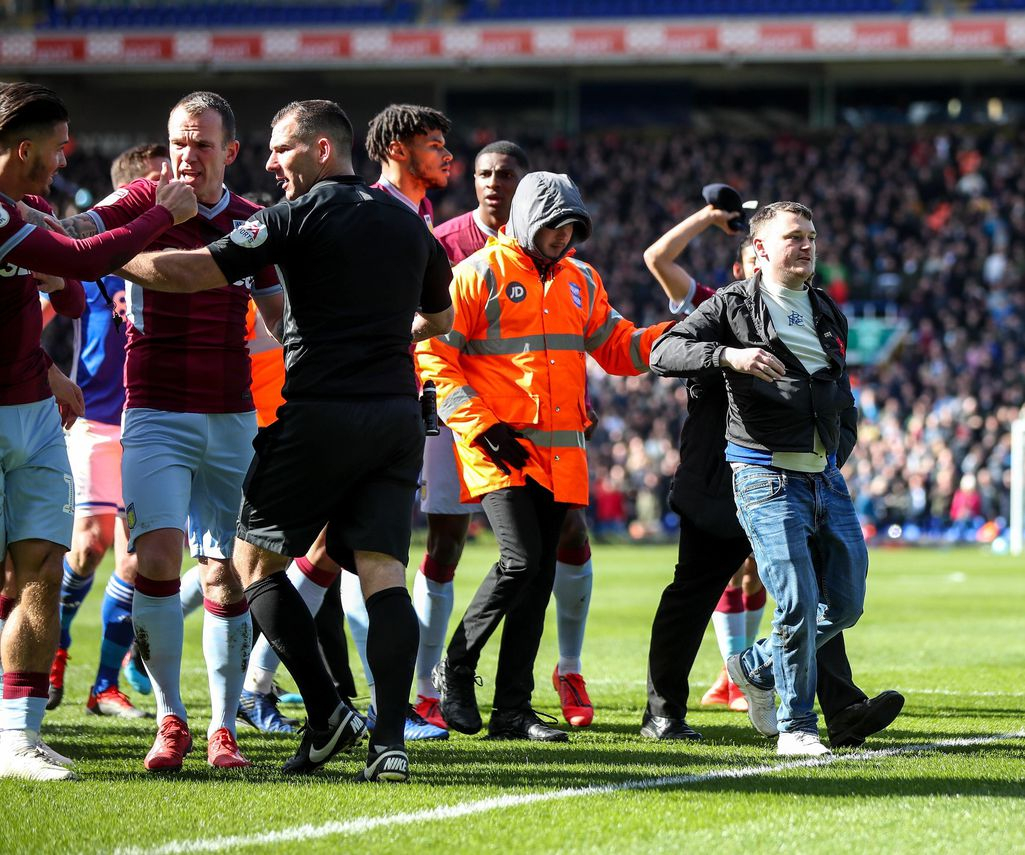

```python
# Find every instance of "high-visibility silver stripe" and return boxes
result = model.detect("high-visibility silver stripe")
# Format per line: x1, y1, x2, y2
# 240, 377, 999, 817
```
463, 333, 585, 356
438, 385, 478, 421
584, 309, 624, 352
520, 427, 586, 448
440, 329, 467, 351
482, 267, 502, 338
629, 328, 647, 371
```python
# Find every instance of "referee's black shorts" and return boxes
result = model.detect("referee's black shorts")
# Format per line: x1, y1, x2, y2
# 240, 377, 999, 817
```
236, 397, 424, 568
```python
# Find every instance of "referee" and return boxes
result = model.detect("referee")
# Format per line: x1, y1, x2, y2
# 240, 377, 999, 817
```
122, 100, 454, 783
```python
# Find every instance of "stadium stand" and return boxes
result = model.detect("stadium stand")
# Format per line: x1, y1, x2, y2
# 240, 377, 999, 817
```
22, 0, 937, 30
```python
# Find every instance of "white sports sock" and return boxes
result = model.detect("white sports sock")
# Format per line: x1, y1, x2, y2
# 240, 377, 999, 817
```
285, 561, 330, 615
133, 590, 187, 723
243, 662, 277, 695
202, 605, 252, 738
553, 558, 593, 675
711, 610, 747, 662
179, 566, 204, 617
0, 696, 46, 733
412, 571, 454, 697
340, 571, 373, 694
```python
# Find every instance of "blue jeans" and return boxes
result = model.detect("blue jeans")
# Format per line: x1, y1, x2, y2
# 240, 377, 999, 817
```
733, 463, 868, 734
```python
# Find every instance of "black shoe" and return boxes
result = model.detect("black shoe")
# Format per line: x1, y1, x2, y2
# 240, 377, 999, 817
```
432, 658, 483, 735
45, 684, 63, 712
354, 745, 410, 783
487, 707, 568, 742
281, 702, 367, 774
639, 711, 704, 741
827, 690, 905, 748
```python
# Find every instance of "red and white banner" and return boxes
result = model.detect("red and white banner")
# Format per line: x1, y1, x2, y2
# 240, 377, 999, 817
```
2, 15, 1023, 69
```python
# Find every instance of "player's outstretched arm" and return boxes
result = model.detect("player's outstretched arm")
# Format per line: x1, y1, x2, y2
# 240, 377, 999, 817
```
121, 247, 228, 293
643, 205, 739, 306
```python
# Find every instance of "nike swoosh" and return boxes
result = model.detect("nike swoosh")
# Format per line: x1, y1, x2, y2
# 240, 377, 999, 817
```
484, 437, 500, 452
309, 710, 353, 764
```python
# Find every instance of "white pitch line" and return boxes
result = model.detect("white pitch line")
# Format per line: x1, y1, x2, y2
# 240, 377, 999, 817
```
115, 730, 1025, 855
584, 680, 1025, 699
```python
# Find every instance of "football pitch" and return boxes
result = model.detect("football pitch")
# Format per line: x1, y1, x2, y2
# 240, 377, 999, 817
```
3, 543, 1023, 854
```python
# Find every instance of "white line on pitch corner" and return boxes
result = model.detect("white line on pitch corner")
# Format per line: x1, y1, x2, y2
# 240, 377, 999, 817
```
115, 731, 1025, 855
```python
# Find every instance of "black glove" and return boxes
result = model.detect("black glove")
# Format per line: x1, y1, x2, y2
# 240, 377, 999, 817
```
475, 423, 529, 475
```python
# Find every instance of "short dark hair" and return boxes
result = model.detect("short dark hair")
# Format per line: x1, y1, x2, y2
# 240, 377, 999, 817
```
365, 103, 451, 164
735, 236, 754, 268
475, 140, 529, 172
272, 100, 353, 154
169, 91, 236, 145
749, 201, 813, 237
0, 83, 68, 150
110, 142, 169, 189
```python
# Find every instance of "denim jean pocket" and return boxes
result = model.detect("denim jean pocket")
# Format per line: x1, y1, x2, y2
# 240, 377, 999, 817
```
823, 466, 852, 499
733, 467, 787, 511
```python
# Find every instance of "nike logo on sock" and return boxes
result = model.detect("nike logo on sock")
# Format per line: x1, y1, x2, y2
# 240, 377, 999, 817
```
484, 437, 500, 452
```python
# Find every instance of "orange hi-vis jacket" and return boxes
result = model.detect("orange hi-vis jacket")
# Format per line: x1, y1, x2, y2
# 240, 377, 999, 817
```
245, 300, 285, 428
416, 232, 672, 506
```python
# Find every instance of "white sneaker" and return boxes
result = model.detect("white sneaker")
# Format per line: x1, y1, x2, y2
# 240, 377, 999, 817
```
777, 730, 831, 757
30, 731, 74, 768
726, 654, 779, 737
0, 730, 77, 781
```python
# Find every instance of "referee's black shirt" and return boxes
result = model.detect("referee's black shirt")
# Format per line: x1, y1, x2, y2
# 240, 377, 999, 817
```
208, 175, 453, 402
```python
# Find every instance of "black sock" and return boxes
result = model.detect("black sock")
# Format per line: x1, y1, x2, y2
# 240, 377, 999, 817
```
245, 571, 340, 729
316, 574, 357, 700
365, 586, 418, 748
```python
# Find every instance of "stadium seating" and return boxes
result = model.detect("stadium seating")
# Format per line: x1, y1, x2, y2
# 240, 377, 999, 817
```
31, 0, 944, 30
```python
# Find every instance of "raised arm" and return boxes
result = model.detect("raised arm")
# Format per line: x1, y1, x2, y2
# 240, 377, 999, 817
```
643, 205, 740, 311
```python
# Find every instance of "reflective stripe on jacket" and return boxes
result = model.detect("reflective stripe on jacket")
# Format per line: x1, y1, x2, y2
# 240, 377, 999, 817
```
416, 231, 671, 505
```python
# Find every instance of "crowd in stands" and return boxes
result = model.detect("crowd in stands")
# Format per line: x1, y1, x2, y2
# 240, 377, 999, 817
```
46, 123, 1025, 545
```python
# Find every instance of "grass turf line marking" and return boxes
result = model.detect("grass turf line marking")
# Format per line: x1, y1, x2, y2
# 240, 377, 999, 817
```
115, 730, 1025, 855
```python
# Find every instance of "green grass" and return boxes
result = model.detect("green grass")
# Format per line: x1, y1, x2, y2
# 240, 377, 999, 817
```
2, 544, 1023, 854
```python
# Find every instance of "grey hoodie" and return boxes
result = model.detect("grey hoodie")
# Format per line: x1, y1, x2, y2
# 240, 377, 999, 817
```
506, 171, 593, 262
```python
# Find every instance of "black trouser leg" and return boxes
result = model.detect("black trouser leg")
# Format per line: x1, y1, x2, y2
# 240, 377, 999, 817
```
645, 515, 753, 719
365, 586, 418, 748
245, 570, 341, 730
816, 631, 867, 722
492, 485, 567, 710
447, 481, 567, 693
316, 572, 357, 700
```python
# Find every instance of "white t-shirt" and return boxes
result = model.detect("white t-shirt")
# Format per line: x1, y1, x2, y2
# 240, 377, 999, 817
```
760, 280, 830, 472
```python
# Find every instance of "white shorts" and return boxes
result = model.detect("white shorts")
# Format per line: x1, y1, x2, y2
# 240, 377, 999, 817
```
0, 397, 74, 554
66, 418, 123, 518
121, 408, 257, 559
419, 422, 481, 515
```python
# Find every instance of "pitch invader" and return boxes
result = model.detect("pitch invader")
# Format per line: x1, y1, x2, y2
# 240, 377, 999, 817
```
0, 83, 196, 782
59, 92, 284, 771
45, 144, 172, 721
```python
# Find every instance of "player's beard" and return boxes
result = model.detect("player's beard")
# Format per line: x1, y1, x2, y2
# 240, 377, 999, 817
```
27, 156, 56, 194
408, 153, 448, 190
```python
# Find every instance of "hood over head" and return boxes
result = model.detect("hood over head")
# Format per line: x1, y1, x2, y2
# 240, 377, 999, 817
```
507, 171, 592, 262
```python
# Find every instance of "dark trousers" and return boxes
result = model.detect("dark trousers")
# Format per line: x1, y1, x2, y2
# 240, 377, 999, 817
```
646, 513, 866, 722
447, 479, 569, 711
